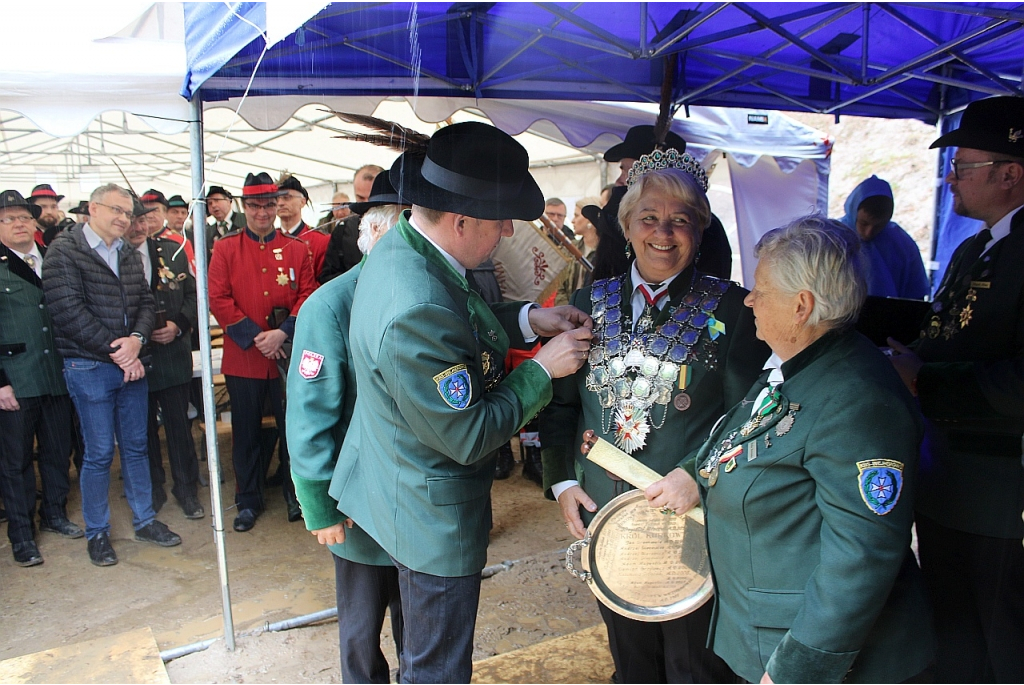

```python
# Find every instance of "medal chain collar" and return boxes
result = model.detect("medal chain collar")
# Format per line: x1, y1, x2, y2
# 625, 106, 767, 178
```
586, 270, 729, 453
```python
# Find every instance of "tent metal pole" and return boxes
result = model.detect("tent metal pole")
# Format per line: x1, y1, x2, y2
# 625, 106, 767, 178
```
189, 92, 236, 652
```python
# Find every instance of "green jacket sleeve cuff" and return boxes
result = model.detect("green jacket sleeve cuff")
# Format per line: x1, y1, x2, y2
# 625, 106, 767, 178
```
292, 475, 346, 531
503, 359, 553, 431
766, 631, 858, 684
541, 446, 575, 500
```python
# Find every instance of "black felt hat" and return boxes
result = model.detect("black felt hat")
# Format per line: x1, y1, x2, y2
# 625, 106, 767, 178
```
130, 194, 156, 219
0, 190, 41, 219
28, 183, 64, 203
167, 195, 188, 209
207, 185, 233, 200
390, 122, 543, 221
68, 200, 90, 216
930, 96, 1024, 156
278, 175, 309, 201
140, 188, 169, 207
241, 172, 286, 200
350, 157, 407, 215
604, 125, 688, 163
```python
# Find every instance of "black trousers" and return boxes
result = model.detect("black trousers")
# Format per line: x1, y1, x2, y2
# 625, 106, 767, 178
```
916, 513, 1024, 683
335, 554, 404, 684
223, 375, 292, 512
598, 598, 734, 684
147, 382, 200, 503
0, 393, 72, 543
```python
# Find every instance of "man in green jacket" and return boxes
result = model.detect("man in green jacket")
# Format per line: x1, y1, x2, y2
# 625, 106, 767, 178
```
0, 190, 82, 568
330, 123, 593, 683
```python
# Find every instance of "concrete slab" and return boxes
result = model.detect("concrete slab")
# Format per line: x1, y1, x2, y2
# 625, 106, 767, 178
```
472, 623, 613, 684
0, 626, 169, 684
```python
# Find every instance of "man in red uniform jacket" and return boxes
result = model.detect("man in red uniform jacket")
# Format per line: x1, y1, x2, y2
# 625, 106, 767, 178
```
208, 172, 316, 532
277, 175, 329, 283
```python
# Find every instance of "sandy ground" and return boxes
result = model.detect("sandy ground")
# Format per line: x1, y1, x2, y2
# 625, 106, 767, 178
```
0, 425, 604, 683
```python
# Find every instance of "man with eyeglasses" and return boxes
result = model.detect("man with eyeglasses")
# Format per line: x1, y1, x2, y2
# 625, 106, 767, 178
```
208, 172, 316, 532
0, 190, 82, 568
888, 96, 1024, 683
205, 185, 246, 258
276, 174, 329, 281
42, 183, 182, 567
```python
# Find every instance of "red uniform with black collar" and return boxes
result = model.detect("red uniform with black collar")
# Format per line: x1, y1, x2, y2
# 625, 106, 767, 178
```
208, 228, 316, 379
288, 221, 329, 282
156, 227, 197, 275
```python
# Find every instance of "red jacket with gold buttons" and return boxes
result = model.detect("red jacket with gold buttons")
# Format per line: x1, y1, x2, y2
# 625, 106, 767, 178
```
208, 228, 316, 379
289, 221, 330, 282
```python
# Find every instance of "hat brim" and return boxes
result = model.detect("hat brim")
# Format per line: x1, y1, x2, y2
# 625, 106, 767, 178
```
29, 194, 64, 203
348, 193, 406, 216
241, 190, 287, 200
391, 154, 544, 222
603, 140, 638, 163
929, 127, 1022, 155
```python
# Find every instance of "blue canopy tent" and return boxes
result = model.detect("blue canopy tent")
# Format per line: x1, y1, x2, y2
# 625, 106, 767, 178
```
182, 2, 1024, 279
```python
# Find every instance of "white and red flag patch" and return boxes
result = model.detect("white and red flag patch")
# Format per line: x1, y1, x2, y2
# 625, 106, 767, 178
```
298, 350, 325, 379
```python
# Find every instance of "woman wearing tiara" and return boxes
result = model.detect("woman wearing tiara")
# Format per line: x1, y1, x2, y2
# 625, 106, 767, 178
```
540, 150, 769, 683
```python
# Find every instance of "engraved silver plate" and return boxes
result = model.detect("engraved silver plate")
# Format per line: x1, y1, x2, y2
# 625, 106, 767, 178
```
566, 490, 713, 622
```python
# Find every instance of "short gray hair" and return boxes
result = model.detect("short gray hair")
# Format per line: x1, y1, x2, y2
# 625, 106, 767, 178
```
90, 184, 132, 204
357, 205, 404, 255
754, 213, 866, 329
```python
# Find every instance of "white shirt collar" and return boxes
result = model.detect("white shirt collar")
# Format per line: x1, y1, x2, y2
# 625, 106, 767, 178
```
629, 261, 682, 297
982, 203, 1024, 255
407, 214, 466, 278
285, 220, 304, 235
12, 244, 43, 275
763, 352, 786, 386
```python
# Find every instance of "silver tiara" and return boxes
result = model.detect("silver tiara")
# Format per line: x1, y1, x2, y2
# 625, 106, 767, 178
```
626, 147, 709, 192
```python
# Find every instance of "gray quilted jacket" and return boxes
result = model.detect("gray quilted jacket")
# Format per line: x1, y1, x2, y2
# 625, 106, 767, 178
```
42, 225, 155, 363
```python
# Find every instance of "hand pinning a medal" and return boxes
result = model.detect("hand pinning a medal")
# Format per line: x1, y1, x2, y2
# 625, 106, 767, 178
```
532, 305, 595, 379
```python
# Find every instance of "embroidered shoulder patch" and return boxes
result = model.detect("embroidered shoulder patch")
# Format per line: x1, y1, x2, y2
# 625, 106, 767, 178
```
298, 350, 325, 379
434, 364, 472, 410
856, 459, 904, 515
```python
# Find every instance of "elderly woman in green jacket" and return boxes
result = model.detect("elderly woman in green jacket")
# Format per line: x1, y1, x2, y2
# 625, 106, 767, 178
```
675, 215, 935, 683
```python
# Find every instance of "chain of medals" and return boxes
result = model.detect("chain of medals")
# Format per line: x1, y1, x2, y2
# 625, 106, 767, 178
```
925, 244, 994, 341
698, 388, 801, 487
585, 271, 729, 454
156, 257, 186, 291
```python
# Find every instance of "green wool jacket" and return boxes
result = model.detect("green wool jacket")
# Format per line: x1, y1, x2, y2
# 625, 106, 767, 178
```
911, 207, 1024, 539
330, 214, 552, 577
145, 237, 197, 393
287, 261, 391, 566
539, 266, 768, 515
0, 244, 67, 398
696, 330, 935, 684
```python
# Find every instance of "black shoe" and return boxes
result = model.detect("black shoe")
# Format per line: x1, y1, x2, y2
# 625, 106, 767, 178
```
151, 486, 167, 514
522, 445, 543, 486
233, 508, 257, 532
88, 533, 118, 567
284, 490, 302, 523
0, 506, 7, 523
135, 520, 182, 547
13, 541, 43, 567
40, 517, 85, 539
180, 495, 205, 520
494, 442, 514, 480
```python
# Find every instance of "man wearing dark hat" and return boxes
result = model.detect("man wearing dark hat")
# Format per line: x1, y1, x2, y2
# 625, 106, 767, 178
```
288, 165, 409, 683
277, 174, 330, 281
0, 190, 83, 567
125, 203, 204, 519
333, 122, 593, 682
889, 96, 1024, 683
208, 172, 317, 532
205, 185, 246, 257
165, 195, 190, 239
605, 125, 733, 279
43, 183, 182, 566
320, 164, 383, 283
142, 189, 196, 275
28, 184, 69, 247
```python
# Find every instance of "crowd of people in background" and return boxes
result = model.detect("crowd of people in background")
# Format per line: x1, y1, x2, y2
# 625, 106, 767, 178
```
1, 96, 1022, 685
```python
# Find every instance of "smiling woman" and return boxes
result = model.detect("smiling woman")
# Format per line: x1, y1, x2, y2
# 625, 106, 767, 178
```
539, 154, 769, 683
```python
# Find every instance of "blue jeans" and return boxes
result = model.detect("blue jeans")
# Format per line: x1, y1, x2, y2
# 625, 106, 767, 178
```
63, 358, 155, 539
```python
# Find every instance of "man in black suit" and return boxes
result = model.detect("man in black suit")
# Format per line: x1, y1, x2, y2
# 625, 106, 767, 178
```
890, 96, 1024, 683
320, 165, 382, 282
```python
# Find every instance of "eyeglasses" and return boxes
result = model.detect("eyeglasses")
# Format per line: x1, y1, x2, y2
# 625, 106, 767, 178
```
93, 202, 135, 221
0, 215, 35, 225
244, 201, 278, 212
950, 158, 1016, 180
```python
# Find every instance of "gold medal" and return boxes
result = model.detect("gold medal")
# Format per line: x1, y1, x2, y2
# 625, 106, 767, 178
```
708, 467, 719, 487
276, 272, 289, 286
927, 316, 941, 339
959, 303, 973, 328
